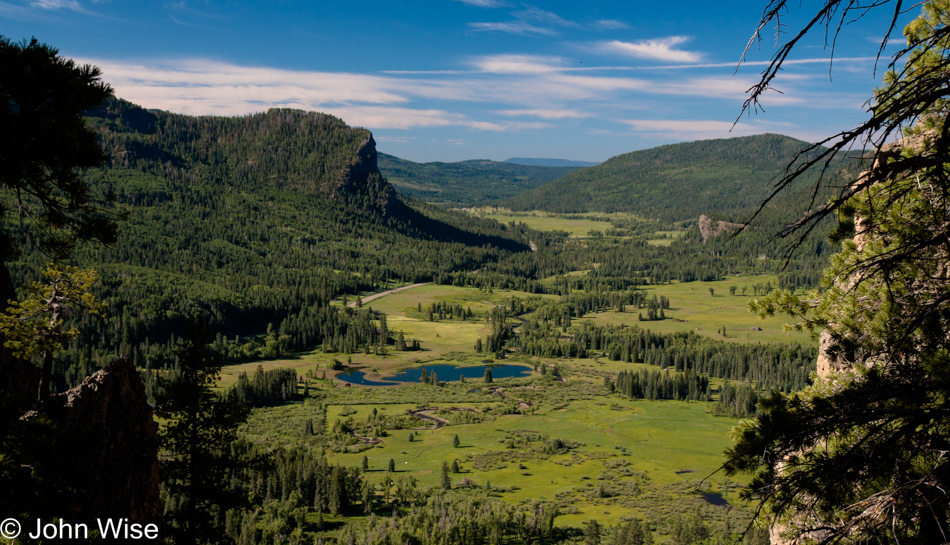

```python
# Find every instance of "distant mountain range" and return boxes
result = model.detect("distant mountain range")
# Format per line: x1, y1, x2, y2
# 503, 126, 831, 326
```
378, 153, 582, 206
504, 158, 600, 168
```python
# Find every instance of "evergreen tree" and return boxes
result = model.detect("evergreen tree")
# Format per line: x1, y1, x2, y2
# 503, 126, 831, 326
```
584, 519, 601, 545
155, 318, 249, 545
726, 1, 950, 541
440, 461, 451, 490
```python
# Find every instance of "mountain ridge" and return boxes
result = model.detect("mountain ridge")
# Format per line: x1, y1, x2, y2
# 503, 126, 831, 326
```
503, 133, 834, 222
504, 157, 599, 167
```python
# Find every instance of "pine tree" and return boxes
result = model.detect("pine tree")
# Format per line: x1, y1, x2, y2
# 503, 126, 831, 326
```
155, 318, 249, 545
726, 2, 950, 541
584, 519, 601, 545
440, 461, 451, 490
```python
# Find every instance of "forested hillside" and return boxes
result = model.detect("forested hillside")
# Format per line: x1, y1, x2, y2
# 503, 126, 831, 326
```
504, 134, 850, 222
379, 153, 580, 206
11, 99, 533, 389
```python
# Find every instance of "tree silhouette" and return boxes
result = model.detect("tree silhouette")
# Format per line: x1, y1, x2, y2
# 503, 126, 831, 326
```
155, 318, 248, 545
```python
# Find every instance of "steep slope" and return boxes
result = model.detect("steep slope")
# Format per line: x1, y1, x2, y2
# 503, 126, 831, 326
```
504, 134, 835, 222
88, 99, 396, 215
378, 153, 579, 206
10, 99, 531, 385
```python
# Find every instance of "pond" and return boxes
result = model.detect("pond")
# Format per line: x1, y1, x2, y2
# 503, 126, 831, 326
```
336, 363, 533, 386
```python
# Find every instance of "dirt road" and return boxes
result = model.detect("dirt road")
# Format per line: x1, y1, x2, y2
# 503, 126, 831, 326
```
346, 282, 431, 308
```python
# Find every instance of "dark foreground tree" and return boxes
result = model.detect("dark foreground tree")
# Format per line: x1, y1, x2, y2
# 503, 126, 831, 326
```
156, 319, 248, 545
0, 36, 116, 298
725, 1, 950, 543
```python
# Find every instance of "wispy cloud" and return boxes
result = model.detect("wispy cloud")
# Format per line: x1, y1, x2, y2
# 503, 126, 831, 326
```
31, 0, 80, 9
513, 6, 578, 28
591, 19, 628, 30
453, 0, 508, 7
468, 5, 613, 36
495, 108, 590, 119
0, 1, 42, 18
470, 54, 566, 74
79, 51, 834, 137
30, 0, 98, 15
468, 21, 556, 36
598, 36, 701, 63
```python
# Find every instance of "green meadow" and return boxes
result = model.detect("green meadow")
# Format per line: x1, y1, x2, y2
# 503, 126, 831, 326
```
236, 379, 750, 535
582, 275, 814, 345
228, 274, 810, 540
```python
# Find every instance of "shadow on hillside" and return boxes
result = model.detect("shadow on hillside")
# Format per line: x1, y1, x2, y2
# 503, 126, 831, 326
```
391, 200, 530, 253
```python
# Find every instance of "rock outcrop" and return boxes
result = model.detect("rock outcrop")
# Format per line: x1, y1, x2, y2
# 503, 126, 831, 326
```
5, 357, 162, 530
58, 357, 162, 525
336, 134, 396, 216
698, 214, 744, 243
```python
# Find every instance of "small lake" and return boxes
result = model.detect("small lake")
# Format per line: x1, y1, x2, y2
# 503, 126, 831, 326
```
337, 363, 532, 386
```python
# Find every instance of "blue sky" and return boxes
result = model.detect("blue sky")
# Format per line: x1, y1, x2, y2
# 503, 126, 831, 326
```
1, 0, 915, 162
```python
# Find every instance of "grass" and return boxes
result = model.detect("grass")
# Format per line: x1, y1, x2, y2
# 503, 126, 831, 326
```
228, 275, 804, 539
323, 395, 745, 528
218, 351, 330, 388
220, 276, 812, 394
469, 207, 685, 241
582, 275, 815, 346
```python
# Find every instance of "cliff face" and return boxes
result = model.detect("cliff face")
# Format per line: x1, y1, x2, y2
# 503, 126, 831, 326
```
335, 134, 396, 216
89, 99, 398, 217
58, 357, 162, 525
5, 357, 162, 529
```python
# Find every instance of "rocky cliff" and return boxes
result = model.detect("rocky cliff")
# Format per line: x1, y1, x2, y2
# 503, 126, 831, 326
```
89, 99, 398, 217
1, 357, 162, 530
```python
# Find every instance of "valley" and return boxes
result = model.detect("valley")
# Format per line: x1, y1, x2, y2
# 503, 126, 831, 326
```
4, 3, 946, 543
6, 96, 822, 545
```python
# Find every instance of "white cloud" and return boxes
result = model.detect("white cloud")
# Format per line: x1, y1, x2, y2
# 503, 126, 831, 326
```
495, 108, 590, 119
320, 107, 464, 129
468, 5, 589, 36
468, 21, 556, 36
591, 19, 628, 30
470, 54, 566, 74
89, 58, 411, 110
453, 0, 507, 7
598, 36, 701, 63
31, 0, 82, 10
513, 6, 578, 28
